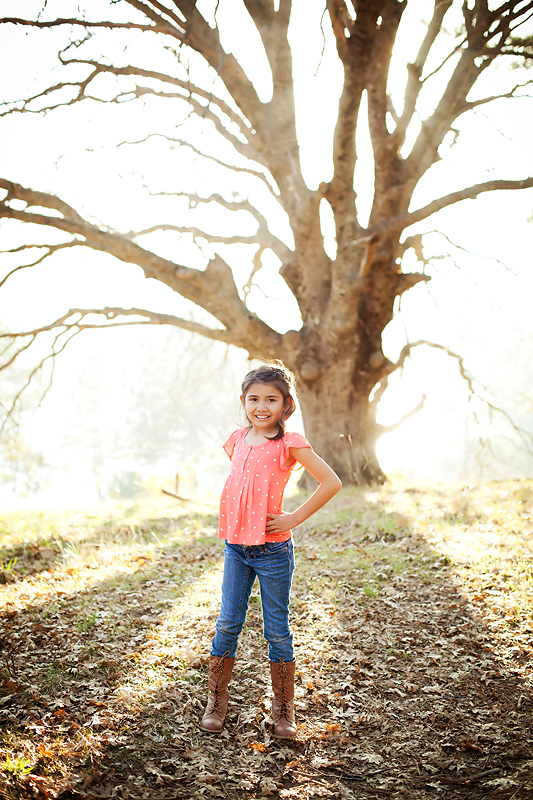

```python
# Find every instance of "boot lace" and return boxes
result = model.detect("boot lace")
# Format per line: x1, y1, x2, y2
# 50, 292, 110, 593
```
277, 658, 291, 718
208, 652, 231, 716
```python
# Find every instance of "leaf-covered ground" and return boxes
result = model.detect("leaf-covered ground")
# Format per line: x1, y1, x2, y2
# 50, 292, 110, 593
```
1, 480, 532, 799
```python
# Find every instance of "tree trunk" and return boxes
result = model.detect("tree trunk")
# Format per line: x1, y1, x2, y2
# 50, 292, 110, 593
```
295, 365, 385, 486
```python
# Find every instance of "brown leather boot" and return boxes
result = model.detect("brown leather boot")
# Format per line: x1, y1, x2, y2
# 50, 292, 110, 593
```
200, 653, 235, 733
270, 658, 297, 739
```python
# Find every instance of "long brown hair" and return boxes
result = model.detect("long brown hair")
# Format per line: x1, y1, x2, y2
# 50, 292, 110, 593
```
241, 361, 296, 440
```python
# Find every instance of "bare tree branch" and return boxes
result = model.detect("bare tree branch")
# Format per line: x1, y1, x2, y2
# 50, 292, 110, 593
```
401, 230, 514, 273
419, 39, 467, 88
325, 0, 376, 247
457, 80, 533, 114
242, 246, 266, 299
0, 307, 236, 346
1, 64, 261, 163
0, 335, 38, 372
3, 57, 254, 140
0, 303, 285, 439
361, 177, 533, 242
120, 134, 280, 198
378, 394, 427, 435
170, 0, 264, 130
134, 191, 292, 263
241, 0, 292, 119
122, 85, 260, 161
391, 340, 473, 384
1, 328, 83, 437
127, 222, 272, 249
232, 1, 309, 219
0, 17, 173, 35
0, 178, 85, 222
123, 0, 186, 30
366, 1, 407, 214
0, 180, 283, 355
150, 190, 257, 214
395, 0, 454, 145
2, 7, 266, 156
0, 242, 83, 289
386, 339, 533, 448
402, 2, 533, 184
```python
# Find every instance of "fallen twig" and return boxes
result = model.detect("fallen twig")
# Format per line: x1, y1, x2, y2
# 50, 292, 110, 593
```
289, 772, 391, 794
440, 767, 501, 785
316, 766, 389, 781
161, 489, 190, 501
413, 767, 501, 787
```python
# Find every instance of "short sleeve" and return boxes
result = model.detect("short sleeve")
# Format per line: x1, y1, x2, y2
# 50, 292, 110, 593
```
223, 429, 242, 459
280, 431, 312, 471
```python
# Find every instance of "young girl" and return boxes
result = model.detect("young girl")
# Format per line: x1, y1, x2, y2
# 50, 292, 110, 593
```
201, 362, 342, 738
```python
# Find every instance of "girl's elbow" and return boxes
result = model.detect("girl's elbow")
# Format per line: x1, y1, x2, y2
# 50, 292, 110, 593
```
317, 469, 342, 495
327, 473, 342, 494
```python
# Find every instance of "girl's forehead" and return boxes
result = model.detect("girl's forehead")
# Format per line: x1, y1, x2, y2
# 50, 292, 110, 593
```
245, 382, 283, 397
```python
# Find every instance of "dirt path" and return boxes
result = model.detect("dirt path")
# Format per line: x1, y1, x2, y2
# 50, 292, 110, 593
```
1, 482, 532, 798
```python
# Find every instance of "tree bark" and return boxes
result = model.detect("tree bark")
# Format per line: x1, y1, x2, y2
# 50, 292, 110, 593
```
296, 367, 385, 485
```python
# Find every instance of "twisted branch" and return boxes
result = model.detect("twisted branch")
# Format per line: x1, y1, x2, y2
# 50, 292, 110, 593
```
377, 340, 533, 449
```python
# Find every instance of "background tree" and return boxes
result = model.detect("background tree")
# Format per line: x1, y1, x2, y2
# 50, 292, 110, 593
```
1, 0, 532, 484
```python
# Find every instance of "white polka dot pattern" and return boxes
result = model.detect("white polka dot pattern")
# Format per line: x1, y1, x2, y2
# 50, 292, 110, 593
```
218, 429, 311, 545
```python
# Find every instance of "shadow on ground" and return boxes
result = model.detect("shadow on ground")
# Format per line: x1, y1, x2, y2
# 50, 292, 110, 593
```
0, 487, 532, 798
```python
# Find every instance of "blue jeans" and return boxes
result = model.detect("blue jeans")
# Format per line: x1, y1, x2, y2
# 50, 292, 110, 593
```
211, 540, 295, 663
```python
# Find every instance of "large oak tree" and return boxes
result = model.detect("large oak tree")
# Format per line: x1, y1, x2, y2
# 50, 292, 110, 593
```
1, 0, 532, 483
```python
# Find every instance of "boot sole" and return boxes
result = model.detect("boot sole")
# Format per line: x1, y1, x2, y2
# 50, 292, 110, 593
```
272, 729, 297, 739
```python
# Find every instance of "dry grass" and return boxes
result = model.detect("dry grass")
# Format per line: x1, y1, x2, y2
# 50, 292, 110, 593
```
0, 480, 532, 799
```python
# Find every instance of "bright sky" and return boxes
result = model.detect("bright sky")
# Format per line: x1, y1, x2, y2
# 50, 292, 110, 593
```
1, 0, 533, 500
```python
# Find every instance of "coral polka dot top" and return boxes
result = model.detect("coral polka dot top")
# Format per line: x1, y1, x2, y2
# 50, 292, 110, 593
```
218, 428, 311, 545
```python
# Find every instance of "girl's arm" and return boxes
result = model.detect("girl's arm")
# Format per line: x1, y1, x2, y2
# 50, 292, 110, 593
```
265, 447, 342, 534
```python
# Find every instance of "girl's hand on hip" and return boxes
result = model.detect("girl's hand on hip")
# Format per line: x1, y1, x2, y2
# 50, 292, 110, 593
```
265, 512, 295, 534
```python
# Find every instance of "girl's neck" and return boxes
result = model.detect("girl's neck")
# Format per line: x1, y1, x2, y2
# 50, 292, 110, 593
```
245, 423, 280, 445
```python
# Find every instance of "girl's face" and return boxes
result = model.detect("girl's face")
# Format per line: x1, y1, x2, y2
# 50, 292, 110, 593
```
241, 382, 289, 432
